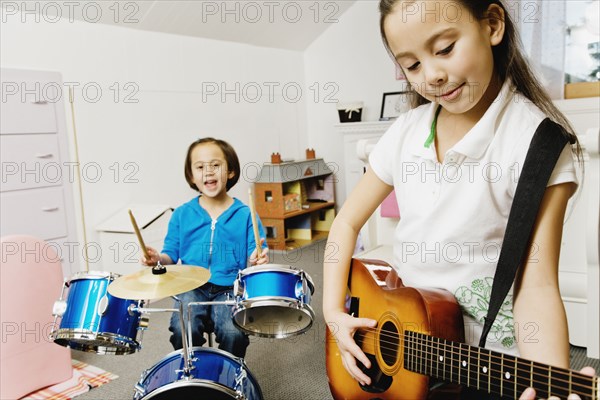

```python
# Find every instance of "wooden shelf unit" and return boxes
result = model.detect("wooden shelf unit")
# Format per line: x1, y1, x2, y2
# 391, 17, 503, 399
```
254, 158, 335, 250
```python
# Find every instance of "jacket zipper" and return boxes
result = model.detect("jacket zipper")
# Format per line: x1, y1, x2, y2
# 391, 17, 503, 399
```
208, 219, 217, 268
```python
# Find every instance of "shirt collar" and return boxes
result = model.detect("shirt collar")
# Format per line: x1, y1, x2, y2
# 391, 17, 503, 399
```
410, 80, 515, 160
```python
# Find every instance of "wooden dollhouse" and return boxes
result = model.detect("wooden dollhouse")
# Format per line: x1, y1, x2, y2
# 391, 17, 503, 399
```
254, 156, 335, 250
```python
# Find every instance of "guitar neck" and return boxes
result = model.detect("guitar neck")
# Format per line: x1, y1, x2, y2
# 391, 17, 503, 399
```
404, 330, 598, 399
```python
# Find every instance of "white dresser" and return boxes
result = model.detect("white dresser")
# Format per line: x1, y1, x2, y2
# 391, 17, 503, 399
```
1, 68, 80, 277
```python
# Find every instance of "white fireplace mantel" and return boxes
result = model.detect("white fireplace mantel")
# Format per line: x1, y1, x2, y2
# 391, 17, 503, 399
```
336, 120, 392, 201
335, 120, 393, 136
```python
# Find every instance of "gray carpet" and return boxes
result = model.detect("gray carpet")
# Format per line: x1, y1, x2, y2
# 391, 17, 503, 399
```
75, 242, 333, 400
70, 241, 598, 399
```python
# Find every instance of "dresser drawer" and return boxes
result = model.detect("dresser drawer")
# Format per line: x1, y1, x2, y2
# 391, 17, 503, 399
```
1, 134, 63, 191
0, 82, 58, 134
1, 186, 68, 240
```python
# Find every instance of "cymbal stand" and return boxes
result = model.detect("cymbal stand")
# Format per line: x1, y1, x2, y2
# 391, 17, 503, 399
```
173, 296, 192, 375
129, 296, 192, 376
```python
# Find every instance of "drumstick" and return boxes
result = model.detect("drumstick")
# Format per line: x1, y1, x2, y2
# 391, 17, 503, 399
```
128, 209, 151, 261
248, 189, 263, 260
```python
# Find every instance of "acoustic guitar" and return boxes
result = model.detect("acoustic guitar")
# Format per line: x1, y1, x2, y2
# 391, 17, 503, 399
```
325, 258, 598, 400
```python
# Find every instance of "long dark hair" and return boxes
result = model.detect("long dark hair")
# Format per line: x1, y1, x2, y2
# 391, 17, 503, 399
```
379, 0, 582, 158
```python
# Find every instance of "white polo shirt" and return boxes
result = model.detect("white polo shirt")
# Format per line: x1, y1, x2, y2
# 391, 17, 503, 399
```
369, 80, 577, 356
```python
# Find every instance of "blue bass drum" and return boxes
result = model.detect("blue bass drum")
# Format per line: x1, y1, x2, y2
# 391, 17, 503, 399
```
233, 264, 315, 338
51, 271, 145, 355
134, 347, 263, 400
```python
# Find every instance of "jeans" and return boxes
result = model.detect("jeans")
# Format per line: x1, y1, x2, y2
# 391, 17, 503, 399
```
169, 282, 249, 358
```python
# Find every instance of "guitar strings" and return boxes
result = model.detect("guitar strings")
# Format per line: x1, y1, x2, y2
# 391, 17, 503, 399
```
357, 326, 591, 381
356, 328, 595, 390
356, 332, 594, 396
352, 328, 596, 394
354, 328, 595, 394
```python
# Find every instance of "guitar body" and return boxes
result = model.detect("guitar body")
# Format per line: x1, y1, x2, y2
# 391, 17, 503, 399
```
326, 258, 466, 400
327, 258, 599, 400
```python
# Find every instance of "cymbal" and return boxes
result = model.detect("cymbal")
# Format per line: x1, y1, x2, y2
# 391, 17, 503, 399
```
108, 264, 211, 300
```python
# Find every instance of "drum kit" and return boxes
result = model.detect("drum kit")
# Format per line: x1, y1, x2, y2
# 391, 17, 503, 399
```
49, 262, 315, 400
49, 199, 314, 399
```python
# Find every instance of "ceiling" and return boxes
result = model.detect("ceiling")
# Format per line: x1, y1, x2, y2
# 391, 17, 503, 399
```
40, 0, 356, 51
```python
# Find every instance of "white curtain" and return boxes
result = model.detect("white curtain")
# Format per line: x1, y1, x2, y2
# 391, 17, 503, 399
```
506, 0, 567, 99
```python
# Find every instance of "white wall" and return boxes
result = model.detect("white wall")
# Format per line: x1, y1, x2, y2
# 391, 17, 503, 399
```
1, 14, 308, 268
1, 1, 402, 270
304, 1, 402, 203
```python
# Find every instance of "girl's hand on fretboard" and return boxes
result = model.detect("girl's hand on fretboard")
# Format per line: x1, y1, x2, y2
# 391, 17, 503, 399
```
519, 367, 596, 400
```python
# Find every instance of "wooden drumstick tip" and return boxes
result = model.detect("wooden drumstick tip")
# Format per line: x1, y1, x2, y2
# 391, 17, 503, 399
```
128, 209, 150, 260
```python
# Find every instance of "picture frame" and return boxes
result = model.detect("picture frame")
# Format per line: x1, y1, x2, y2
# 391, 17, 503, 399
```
379, 91, 410, 121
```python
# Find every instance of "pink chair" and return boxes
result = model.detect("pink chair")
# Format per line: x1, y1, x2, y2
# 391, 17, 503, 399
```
380, 190, 400, 218
1, 235, 72, 399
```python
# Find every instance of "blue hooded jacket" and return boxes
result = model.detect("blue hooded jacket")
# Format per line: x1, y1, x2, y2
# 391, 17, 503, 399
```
162, 197, 266, 286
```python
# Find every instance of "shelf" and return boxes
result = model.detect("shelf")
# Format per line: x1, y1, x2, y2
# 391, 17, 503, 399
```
281, 230, 330, 250
281, 201, 335, 218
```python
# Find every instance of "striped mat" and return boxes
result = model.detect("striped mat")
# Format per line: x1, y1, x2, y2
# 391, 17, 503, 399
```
22, 360, 118, 400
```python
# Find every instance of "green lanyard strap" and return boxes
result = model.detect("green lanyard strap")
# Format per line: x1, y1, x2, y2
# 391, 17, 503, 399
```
424, 105, 442, 148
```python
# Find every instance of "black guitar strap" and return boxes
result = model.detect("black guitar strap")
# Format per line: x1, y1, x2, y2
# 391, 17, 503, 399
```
478, 118, 572, 348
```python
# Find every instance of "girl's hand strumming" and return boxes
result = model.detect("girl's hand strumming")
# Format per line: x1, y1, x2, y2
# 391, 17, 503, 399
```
325, 310, 377, 386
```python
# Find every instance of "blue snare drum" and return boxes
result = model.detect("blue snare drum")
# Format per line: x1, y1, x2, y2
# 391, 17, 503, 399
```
51, 271, 144, 355
233, 264, 315, 338
134, 347, 263, 400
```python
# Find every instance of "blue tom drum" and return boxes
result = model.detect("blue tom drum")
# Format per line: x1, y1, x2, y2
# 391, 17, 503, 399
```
51, 271, 145, 355
233, 264, 315, 338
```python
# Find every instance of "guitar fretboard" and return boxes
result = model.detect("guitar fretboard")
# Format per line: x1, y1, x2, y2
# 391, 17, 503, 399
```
403, 330, 597, 399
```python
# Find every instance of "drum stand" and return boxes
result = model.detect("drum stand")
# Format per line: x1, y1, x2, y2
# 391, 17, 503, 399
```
185, 299, 236, 352
130, 296, 195, 375
130, 297, 241, 376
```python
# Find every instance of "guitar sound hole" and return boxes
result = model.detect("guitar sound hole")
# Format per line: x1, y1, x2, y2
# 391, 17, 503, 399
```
380, 321, 399, 366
